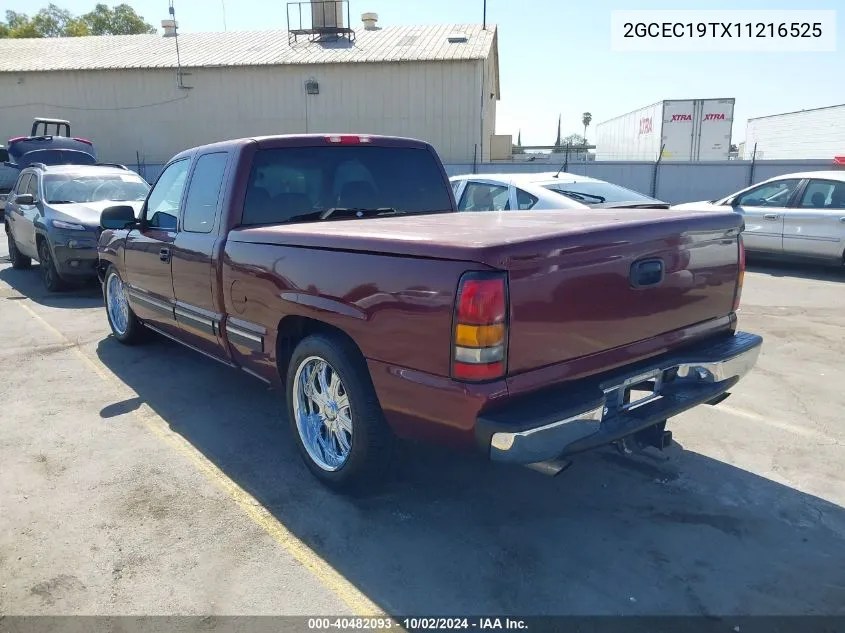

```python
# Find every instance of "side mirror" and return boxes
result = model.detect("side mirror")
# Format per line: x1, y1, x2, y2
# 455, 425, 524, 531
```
14, 193, 35, 206
101, 205, 138, 230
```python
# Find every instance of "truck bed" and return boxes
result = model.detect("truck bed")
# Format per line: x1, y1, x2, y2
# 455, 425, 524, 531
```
229, 209, 743, 377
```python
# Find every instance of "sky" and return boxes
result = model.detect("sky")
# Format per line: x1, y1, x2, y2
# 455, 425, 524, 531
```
4, 0, 843, 145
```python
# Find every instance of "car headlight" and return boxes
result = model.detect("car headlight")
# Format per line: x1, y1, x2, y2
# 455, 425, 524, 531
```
52, 219, 87, 231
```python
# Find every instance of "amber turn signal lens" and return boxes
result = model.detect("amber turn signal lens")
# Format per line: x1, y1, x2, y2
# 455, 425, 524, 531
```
455, 323, 505, 348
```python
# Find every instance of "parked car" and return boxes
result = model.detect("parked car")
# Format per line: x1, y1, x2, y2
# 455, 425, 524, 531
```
5, 163, 149, 290
7, 118, 98, 169
449, 172, 669, 212
2, 118, 100, 221
97, 134, 761, 490
0, 164, 15, 223
672, 171, 845, 265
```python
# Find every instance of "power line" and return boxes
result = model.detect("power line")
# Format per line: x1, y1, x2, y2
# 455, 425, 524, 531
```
0, 95, 191, 111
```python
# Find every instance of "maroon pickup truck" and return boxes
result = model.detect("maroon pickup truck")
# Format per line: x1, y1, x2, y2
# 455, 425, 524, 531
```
97, 134, 762, 489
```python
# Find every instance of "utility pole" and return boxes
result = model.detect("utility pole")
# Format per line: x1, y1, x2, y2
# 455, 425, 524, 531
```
482, 0, 487, 30
221, 0, 228, 31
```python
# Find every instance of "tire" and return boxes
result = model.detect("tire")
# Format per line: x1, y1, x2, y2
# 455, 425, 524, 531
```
7, 228, 31, 269
286, 333, 394, 491
103, 265, 145, 345
38, 239, 66, 292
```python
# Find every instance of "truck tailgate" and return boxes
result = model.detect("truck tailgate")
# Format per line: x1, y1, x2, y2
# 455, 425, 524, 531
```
502, 211, 742, 374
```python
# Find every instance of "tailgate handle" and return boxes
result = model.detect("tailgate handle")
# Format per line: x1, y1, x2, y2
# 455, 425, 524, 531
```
630, 259, 664, 288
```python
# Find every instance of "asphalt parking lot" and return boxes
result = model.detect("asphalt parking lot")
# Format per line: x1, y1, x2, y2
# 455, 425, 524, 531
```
1, 237, 845, 618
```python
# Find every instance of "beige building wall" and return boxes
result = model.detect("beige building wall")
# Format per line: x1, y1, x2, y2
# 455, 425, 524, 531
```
0, 58, 497, 167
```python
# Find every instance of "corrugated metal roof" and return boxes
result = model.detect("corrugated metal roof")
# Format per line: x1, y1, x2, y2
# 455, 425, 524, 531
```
0, 24, 497, 73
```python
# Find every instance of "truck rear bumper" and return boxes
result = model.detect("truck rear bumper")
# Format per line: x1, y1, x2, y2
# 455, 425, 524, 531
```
476, 331, 762, 464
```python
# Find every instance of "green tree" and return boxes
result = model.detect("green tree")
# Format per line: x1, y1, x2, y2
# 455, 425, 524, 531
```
81, 3, 155, 35
0, 3, 154, 38
3, 11, 41, 38
561, 133, 587, 147
582, 112, 592, 143
32, 4, 87, 37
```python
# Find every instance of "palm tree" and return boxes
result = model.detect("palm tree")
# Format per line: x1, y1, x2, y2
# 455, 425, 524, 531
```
582, 112, 592, 143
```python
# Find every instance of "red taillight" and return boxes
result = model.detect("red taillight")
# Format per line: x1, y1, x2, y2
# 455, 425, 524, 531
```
733, 235, 745, 312
325, 135, 372, 145
452, 272, 507, 382
8, 136, 26, 144
73, 137, 93, 145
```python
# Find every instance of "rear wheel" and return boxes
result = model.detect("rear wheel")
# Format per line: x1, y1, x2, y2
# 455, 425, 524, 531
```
7, 229, 31, 269
104, 265, 145, 345
38, 239, 65, 292
286, 333, 393, 490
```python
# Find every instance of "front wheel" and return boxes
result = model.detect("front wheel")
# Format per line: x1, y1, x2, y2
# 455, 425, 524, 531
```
104, 265, 145, 345
286, 334, 394, 490
38, 239, 65, 292
7, 229, 31, 269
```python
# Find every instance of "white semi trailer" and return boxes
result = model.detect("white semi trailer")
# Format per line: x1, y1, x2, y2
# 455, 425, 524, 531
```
595, 98, 736, 161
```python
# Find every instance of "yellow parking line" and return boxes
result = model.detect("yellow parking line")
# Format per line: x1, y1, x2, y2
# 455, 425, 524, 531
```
12, 299, 386, 618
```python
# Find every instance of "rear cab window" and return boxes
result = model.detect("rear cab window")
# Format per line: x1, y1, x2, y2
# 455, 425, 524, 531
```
241, 145, 453, 226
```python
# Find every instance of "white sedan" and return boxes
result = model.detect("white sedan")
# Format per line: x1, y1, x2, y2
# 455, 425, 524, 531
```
673, 171, 845, 264
449, 172, 668, 212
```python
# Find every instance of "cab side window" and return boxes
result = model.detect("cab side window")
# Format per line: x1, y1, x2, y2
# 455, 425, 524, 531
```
25, 173, 39, 199
13, 173, 31, 197
735, 179, 801, 208
458, 182, 510, 211
145, 159, 190, 230
799, 179, 845, 209
516, 188, 539, 210
182, 153, 228, 233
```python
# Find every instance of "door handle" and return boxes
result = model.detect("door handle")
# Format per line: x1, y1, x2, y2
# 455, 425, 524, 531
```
763, 213, 779, 220
159, 247, 171, 262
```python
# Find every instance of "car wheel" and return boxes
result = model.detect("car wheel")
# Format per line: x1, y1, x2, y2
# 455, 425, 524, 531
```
38, 239, 65, 292
7, 229, 31, 269
103, 265, 145, 345
286, 333, 394, 490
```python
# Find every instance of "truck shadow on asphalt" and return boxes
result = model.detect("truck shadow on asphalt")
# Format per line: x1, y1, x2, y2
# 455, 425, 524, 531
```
0, 264, 102, 308
94, 334, 845, 617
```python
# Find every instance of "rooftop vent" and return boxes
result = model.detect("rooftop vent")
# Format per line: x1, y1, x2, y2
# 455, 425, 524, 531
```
447, 33, 468, 43
311, 0, 344, 30
161, 19, 177, 37
361, 12, 378, 30
287, 0, 355, 45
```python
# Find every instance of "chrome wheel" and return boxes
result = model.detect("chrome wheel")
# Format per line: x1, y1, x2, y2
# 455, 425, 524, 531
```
293, 356, 353, 472
106, 272, 129, 336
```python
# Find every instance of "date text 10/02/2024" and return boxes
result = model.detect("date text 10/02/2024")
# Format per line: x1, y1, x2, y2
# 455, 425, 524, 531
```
307, 618, 528, 630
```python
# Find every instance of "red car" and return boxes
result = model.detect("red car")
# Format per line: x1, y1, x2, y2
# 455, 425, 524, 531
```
97, 134, 762, 490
